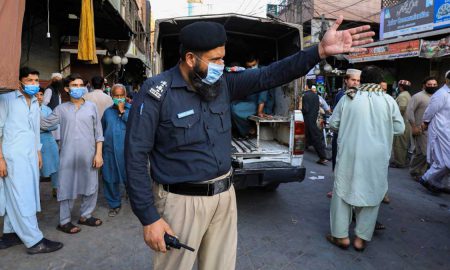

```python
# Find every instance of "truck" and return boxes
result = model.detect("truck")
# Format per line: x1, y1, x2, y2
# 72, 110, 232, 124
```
152, 13, 307, 191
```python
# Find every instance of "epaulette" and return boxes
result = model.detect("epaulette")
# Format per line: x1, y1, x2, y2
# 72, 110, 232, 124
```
147, 79, 169, 101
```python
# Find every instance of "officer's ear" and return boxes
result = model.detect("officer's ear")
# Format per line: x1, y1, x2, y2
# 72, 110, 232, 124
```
185, 52, 197, 69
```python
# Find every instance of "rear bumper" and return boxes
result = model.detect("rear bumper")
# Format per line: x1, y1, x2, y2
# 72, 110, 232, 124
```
232, 161, 306, 189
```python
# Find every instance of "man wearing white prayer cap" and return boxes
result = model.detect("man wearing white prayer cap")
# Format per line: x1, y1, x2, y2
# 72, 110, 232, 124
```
43, 72, 64, 108
332, 68, 361, 169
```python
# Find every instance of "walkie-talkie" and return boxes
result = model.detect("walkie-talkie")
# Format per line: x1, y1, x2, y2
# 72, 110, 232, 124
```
164, 233, 195, 252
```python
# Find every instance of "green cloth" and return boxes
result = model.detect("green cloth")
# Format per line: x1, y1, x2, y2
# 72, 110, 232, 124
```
330, 193, 380, 241
330, 83, 405, 207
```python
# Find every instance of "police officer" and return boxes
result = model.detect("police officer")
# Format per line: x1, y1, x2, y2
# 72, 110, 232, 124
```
126, 17, 374, 270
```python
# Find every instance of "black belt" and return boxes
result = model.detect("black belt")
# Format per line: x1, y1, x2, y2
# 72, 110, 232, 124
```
162, 176, 232, 196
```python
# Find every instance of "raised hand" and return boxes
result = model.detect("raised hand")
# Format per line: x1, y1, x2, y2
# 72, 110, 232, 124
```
318, 15, 375, 59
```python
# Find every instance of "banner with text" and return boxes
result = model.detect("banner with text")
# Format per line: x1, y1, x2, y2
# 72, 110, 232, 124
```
345, 40, 421, 63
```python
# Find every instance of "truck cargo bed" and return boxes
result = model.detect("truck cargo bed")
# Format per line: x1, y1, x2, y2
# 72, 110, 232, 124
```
231, 137, 289, 157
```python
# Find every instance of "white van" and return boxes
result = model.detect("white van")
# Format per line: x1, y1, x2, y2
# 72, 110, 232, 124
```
153, 14, 306, 191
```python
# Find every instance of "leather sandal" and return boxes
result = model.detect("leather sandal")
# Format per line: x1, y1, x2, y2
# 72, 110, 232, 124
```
326, 234, 349, 250
78, 217, 103, 227
57, 222, 81, 234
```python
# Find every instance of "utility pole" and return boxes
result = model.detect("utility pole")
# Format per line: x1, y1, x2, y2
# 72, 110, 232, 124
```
319, 14, 326, 40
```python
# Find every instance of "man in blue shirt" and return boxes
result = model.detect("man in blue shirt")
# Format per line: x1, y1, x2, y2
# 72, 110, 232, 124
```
126, 18, 374, 269
0, 67, 63, 254
231, 54, 276, 137
101, 84, 130, 217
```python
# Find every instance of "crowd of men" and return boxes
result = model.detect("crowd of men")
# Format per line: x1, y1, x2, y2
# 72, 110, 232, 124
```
303, 67, 450, 195
0, 68, 130, 253
0, 16, 448, 270
300, 66, 450, 250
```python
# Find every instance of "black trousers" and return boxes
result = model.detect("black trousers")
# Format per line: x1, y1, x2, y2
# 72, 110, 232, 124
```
305, 116, 327, 160
332, 132, 338, 171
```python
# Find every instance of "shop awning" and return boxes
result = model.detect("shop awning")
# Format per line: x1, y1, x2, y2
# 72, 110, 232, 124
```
61, 45, 106, 56
125, 40, 147, 63
362, 28, 450, 48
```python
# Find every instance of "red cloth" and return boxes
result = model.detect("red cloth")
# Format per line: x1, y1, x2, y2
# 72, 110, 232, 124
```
0, 0, 25, 93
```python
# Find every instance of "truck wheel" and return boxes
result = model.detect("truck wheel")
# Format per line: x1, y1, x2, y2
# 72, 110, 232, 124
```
264, 183, 280, 192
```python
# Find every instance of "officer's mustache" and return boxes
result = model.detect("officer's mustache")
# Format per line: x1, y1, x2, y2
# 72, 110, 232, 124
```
189, 63, 220, 102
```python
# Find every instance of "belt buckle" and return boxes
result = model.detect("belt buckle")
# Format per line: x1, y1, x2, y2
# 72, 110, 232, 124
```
212, 177, 230, 195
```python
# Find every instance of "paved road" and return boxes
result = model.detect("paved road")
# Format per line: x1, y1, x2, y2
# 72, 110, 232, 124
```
1, 151, 449, 270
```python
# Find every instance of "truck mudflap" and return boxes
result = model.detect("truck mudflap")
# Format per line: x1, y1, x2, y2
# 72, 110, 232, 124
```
231, 161, 306, 189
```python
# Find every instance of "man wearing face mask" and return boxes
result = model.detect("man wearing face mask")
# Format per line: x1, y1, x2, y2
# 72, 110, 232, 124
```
41, 74, 104, 234
0, 67, 63, 254
101, 84, 130, 217
230, 54, 275, 137
126, 18, 374, 270
390, 80, 412, 168
419, 71, 450, 193
406, 76, 438, 180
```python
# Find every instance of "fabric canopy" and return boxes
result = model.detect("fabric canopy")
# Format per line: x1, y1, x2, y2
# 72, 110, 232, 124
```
77, 0, 98, 64
0, 0, 25, 93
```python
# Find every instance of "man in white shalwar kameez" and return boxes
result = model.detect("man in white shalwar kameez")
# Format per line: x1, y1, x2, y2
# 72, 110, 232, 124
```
327, 66, 405, 251
419, 71, 450, 193
0, 67, 63, 254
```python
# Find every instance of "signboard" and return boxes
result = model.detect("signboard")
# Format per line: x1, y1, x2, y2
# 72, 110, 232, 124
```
267, 4, 278, 16
346, 40, 421, 63
380, 0, 435, 40
380, 0, 450, 40
434, 0, 450, 28
420, 35, 450, 57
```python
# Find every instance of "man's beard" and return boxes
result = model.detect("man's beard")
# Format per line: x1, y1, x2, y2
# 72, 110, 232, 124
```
188, 62, 221, 102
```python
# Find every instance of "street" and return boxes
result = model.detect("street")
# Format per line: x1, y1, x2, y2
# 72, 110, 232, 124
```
1, 151, 449, 270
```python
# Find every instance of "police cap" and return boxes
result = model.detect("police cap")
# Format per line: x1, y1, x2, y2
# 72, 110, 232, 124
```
179, 21, 227, 51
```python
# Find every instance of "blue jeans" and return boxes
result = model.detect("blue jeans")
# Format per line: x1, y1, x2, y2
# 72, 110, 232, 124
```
103, 179, 122, 209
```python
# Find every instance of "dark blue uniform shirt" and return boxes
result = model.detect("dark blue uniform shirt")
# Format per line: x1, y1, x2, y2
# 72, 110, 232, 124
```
126, 46, 321, 225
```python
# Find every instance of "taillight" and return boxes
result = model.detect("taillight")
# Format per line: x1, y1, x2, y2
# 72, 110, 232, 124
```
293, 121, 305, 155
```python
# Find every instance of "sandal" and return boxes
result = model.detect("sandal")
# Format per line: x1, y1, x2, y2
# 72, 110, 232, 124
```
78, 217, 103, 227
375, 221, 386, 230
353, 238, 366, 252
108, 207, 121, 217
326, 234, 349, 250
326, 191, 333, 198
57, 222, 81, 234
316, 159, 328, 166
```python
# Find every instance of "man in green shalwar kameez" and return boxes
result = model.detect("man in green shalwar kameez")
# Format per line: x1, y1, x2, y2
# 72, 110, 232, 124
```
391, 80, 412, 168
327, 66, 405, 251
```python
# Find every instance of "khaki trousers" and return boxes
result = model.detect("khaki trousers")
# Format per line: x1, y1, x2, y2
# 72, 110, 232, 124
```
152, 183, 237, 270
409, 134, 428, 177
409, 152, 428, 177
392, 123, 411, 167
330, 193, 380, 241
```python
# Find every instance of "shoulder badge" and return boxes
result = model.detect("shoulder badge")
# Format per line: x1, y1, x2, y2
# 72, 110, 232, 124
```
148, 80, 168, 101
